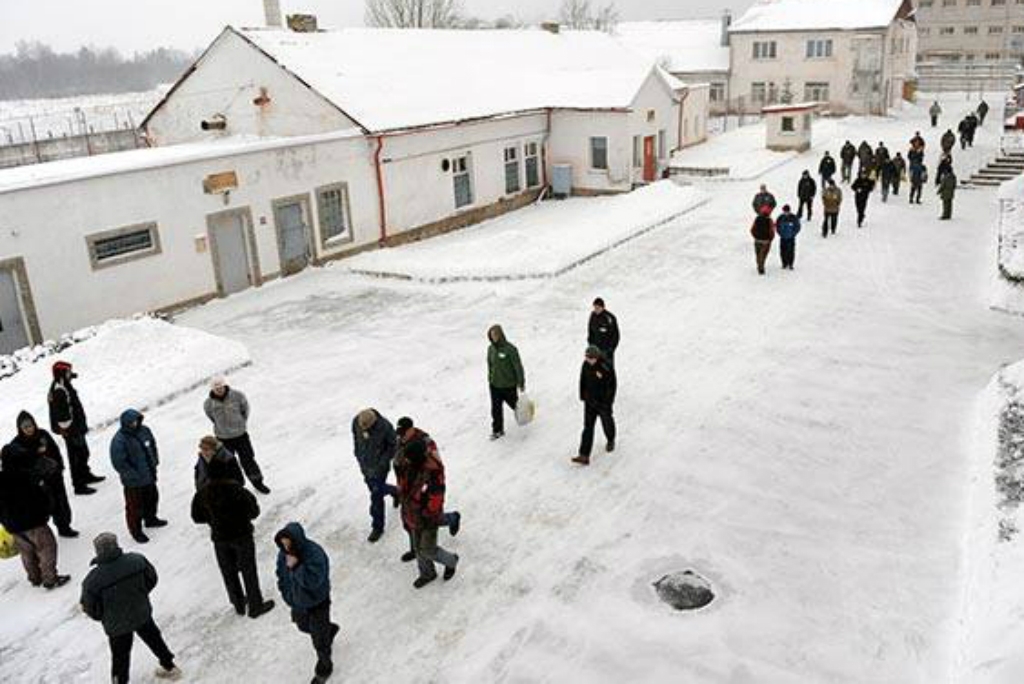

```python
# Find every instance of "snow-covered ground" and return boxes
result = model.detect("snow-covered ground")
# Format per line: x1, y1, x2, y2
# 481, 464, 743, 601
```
1, 93, 1022, 684
992, 174, 1024, 313
0, 87, 167, 144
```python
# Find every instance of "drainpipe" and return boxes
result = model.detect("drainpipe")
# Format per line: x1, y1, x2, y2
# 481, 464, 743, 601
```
373, 135, 388, 246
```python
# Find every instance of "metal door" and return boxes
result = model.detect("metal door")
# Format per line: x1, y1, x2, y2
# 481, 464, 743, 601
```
643, 136, 657, 182
0, 268, 29, 354
274, 199, 311, 276
208, 211, 252, 296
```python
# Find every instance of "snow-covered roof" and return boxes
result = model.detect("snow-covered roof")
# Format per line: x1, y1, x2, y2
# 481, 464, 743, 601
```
729, 0, 907, 34
233, 27, 684, 133
614, 20, 730, 74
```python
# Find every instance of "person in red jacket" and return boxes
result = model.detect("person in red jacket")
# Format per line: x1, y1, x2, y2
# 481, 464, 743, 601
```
394, 418, 460, 564
397, 437, 459, 589
750, 204, 776, 275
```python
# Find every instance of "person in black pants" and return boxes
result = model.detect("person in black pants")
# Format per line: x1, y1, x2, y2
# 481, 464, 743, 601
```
191, 457, 275, 618
486, 325, 525, 440
48, 361, 104, 495
852, 172, 875, 228
204, 379, 269, 494
10, 411, 78, 537
573, 346, 617, 466
587, 298, 620, 368
796, 170, 817, 220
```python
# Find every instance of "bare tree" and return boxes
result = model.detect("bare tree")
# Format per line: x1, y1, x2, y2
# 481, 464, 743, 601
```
365, 0, 463, 28
558, 0, 619, 31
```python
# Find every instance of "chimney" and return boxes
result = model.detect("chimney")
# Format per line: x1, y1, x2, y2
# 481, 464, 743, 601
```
263, 0, 282, 28
541, 21, 561, 35
720, 10, 732, 47
287, 13, 318, 32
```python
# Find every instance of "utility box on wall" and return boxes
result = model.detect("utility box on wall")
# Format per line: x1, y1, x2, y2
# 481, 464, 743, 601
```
551, 163, 573, 198
762, 102, 818, 153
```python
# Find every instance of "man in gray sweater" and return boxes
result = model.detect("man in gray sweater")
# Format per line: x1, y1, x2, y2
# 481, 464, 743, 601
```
203, 378, 269, 494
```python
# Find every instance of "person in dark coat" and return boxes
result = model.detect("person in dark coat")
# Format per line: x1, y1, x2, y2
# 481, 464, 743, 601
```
821, 180, 842, 238
352, 408, 398, 543
573, 346, 617, 465
191, 458, 274, 618
909, 131, 925, 153
397, 440, 459, 587
0, 445, 69, 589
936, 153, 954, 188
939, 170, 958, 220
775, 205, 801, 270
587, 297, 620, 368
852, 172, 875, 228
940, 129, 956, 155
958, 117, 971, 150
796, 170, 817, 220
965, 112, 979, 146
879, 157, 897, 202
857, 141, 874, 178
109, 410, 166, 544
10, 411, 77, 537
80, 533, 180, 683
751, 184, 777, 214
48, 361, 104, 494
874, 142, 890, 167
204, 378, 269, 494
929, 101, 942, 127
195, 435, 245, 491
487, 324, 525, 440
978, 99, 990, 126
275, 522, 339, 684
840, 141, 857, 183
750, 205, 775, 275
909, 160, 928, 205
891, 152, 906, 197
818, 151, 836, 186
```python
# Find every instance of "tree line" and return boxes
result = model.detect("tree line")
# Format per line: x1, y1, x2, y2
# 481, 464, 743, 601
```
365, 0, 619, 30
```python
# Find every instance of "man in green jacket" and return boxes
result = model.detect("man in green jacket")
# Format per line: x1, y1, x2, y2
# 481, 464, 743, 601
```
487, 325, 525, 440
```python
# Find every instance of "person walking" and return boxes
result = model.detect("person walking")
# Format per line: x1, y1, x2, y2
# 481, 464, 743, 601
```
909, 131, 925, 153
751, 184, 777, 214
879, 156, 896, 203
796, 170, 817, 220
109, 410, 166, 545
80, 533, 181, 683
48, 361, 103, 495
940, 129, 956, 156
398, 439, 460, 588
0, 444, 70, 589
936, 153, 954, 188
857, 141, 874, 178
275, 522, 340, 684
818, 151, 836, 187
978, 99, 990, 126
821, 180, 842, 238
874, 142, 890, 168
958, 117, 971, 150
840, 141, 856, 183
486, 325, 525, 441
352, 408, 398, 543
892, 152, 906, 197
573, 346, 617, 465
929, 100, 942, 127
909, 160, 928, 205
587, 297, 620, 368
195, 436, 245, 491
750, 205, 775, 275
191, 457, 275, 619
939, 170, 958, 220
10, 411, 77, 537
852, 172, 875, 228
965, 112, 979, 147
203, 378, 270, 494
776, 205, 801, 270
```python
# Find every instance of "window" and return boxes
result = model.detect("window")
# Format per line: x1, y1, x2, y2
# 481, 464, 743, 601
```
751, 82, 767, 104
920, 0, 933, 5
503, 145, 521, 195
315, 183, 352, 245
986, 51, 1003, 59
753, 41, 777, 59
781, 116, 795, 133
658, 129, 667, 159
590, 137, 608, 170
964, 26, 979, 34
993, 0, 1006, 5
940, 27, 955, 35
920, 27, 931, 36
524, 142, 541, 188
632, 135, 642, 167
86, 222, 161, 269
967, 0, 980, 4
990, 25, 1005, 34
1015, 25, 1024, 33
804, 81, 830, 101
452, 154, 473, 209
943, 0, 956, 5
805, 39, 833, 59
709, 82, 725, 102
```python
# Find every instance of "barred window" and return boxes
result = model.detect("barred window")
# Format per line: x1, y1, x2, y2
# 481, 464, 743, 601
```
86, 223, 161, 269
316, 183, 352, 245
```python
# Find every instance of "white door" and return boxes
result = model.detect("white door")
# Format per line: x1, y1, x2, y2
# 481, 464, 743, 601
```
208, 211, 253, 295
0, 268, 29, 354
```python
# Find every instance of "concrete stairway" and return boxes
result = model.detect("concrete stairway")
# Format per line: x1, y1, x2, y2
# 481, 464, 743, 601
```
966, 151, 1024, 187
916, 61, 1019, 94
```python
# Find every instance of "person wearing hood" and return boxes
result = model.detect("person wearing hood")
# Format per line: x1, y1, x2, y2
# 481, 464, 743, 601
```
203, 378, 269, 494
487, 325, 525, 440
275, 522, 339, 684
0, 444, 70, 589
48, 360, 104, 495
191, 458, 275, 619
940, 129, 956, 155
351, 408, 399, 543
573, 346, 617, 466
195, 435, 245, 491
839, 141, 856, 183
856, 141, 874, 178
109, 410, 166, 544
80, 532, 181, 683
797, 171, 817, 220
11, 411, 77, 537
818, 151, 836, 187
398, 439, 460, 588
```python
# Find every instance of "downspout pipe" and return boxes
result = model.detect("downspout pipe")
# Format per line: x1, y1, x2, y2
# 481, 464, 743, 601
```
373, 135, 388, 246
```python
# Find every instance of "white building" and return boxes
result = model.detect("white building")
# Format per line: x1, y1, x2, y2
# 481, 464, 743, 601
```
0, 25, 709, 352
728, 0, 918, 115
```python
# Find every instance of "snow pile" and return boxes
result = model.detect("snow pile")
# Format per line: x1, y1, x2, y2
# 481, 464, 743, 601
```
992, 176, 1024, 313
0, 317, 250, 431
729, 0, 904, 33
0, 323, 105, 381
344, 182, 708, 281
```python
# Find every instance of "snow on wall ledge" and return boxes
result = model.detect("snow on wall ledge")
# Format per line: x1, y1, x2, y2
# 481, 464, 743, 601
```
344, 182, 709, 283
992, 175, 1024, 314
0, 317, 251, 432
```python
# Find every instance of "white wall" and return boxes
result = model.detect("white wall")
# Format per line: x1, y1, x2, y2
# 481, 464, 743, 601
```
145, 29, 358, 146
549, 110, 631, 192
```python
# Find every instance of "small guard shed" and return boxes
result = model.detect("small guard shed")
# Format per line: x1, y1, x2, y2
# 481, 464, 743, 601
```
762, 102, 818, 152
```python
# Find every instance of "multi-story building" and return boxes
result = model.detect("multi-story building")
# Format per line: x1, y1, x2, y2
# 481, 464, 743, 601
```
915, 0, 1024, 63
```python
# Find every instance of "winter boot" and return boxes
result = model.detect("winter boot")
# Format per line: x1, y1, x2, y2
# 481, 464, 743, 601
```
84, 473, 106, 484
144, 518, 168, 528
367, 529, 383, 543
58, 527, 80, 538
489, 431, 505, 441
572, 454, 590, 466
233, 603, 246, 615
449, 511, 461, 537
249, 600, 275, 619
444, 555, 459, 582
605, 441, 615, 453
400, 550, 417, 563
253, 481, 271, 495
413, 574, 437, 589
154, 665, 182, 681
132, 532, 150, 544
43, 575, 71, 590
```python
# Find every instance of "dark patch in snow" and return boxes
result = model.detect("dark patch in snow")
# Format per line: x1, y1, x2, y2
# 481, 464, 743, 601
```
995, 381, 1024, 542
653, 570, 715, 611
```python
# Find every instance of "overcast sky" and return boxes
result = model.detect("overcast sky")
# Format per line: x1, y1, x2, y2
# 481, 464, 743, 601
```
0, 0, 753, 55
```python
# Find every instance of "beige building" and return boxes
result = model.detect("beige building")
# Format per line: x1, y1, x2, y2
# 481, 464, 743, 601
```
915, 0, 1024, 63
728, 0, 918, 115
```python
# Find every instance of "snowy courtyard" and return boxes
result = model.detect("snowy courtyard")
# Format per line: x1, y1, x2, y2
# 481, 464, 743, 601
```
2, 93, 1023, 684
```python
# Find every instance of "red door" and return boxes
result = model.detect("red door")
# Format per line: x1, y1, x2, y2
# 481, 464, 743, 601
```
643, 136, 656, 182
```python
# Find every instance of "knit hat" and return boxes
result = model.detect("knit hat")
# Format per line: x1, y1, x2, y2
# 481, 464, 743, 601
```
210, 376, 227, 391
357, 409, 377, 430
52, 360, 73, 379
585, 345, 603, 359
93, 532, 119, 557
593, 297, 605, 308
199, 435, 220, 451
396, 417, 414, 434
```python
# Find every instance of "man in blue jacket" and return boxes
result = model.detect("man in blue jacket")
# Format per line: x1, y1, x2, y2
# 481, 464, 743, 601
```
352, 409, 398, 543
109, 410, 167, 544
776, 205, 801, 270
275, 522, 339, 684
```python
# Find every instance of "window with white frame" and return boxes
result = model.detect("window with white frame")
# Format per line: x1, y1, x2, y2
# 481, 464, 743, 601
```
316, 183, 352, 245
751, 82, 767, 104
503, 145, 521, 195
805, 39, 833, 59
86, 222, 161, 269
590, 136, 608, 170
524, 141, 541, 188
709, 82, 725, 102
658, 130, 666, 159
452, 153, 473, 209
753, 41, 777, 59
804, 81, 830, 102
